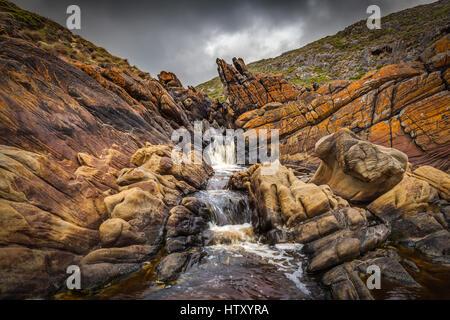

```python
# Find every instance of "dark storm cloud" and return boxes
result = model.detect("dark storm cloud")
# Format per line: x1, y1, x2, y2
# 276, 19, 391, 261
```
12, 0, 436, 85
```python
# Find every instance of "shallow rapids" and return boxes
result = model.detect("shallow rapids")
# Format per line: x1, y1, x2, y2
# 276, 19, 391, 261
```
138, 141, 325, 299
92, 139, 326, 300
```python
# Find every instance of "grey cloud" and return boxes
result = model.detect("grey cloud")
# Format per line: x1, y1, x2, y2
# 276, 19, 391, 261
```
12, 0, 436, 85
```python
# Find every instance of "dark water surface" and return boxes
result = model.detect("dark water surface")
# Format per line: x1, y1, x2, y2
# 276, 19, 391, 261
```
87, 162, 327, 300
60, 145, 450, 300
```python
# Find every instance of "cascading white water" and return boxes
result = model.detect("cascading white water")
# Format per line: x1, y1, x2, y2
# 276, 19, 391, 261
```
194, 136, 316, 297
195, 135, 251, 228
208, 137, 237, 170
103, 134, 322, 299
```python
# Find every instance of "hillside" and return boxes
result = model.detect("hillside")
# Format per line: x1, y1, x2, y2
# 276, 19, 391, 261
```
0, 0, 151, 80
197, 0, 450, 101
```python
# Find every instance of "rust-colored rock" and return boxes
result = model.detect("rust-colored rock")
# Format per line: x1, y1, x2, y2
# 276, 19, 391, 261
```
157, 70, 231, 126
229, 37, 449, 171
217, 57, 300, 119
0, 3, 215, 298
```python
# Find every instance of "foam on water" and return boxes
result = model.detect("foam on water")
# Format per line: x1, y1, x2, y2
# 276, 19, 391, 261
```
209, 241, 310, 295
200, 136, 313, 296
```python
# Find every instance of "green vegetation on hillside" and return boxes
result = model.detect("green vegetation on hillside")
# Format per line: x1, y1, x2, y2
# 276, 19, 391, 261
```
0, 0, 150, 80
197, 0, 450, 100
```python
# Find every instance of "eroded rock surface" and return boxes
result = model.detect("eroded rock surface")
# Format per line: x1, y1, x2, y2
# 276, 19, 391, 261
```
311, 128, 408, 203
228, 132, 450, 299
0, 2, 215, 297
1, 0, 449, 300
217, 57, 300, 120
0, 139, 212, 298
223, 36, 449, 170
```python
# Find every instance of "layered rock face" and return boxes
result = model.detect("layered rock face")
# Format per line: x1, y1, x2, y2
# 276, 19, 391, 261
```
198, 0, 450, 99
217, 57, 300, 120
0, 141, 213, 298
223, 35, 449, 171
1, 0, 449, 300
229, 130, 450, 299
158, 71, 231, 127
0, 2, 217, 298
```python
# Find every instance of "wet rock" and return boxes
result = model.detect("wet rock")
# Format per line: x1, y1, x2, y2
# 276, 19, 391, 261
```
402, 259, 420, 273
432, 212, 448, 229
391, 212, 444, 239
356, 257, 420, 288
0, 246, 79, 299
156, 250, 206, 283
166, 205, 208, 238
231, 135, 447, 299
80, 245, 157, 265
181, 197, 210, 219
322, 248, 421, 300
164, 198, 210, 254
305, 224, 390, 272
166, 237, 188, 254
322, 263, 374, 300
166, 235, 204, 254
80, 263, 141, 290
1, 0, 449, 300
442, 206, 450, 224
156, 252, 191, 282
413, 230, 450, 265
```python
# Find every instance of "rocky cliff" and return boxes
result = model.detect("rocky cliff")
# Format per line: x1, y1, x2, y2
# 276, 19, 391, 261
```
0, 0, 218, 298
219, 34, 449, 171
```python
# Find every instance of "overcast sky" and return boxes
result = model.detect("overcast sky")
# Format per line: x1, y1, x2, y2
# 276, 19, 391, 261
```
12, 0, 436, 85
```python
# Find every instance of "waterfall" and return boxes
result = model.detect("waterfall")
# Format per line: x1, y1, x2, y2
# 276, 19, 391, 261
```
195, 189, 252, 226
208, 137, 237, 168
102, 133, 318, 300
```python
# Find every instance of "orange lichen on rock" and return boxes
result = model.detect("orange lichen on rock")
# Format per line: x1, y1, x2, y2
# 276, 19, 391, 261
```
229, 37, 449, 171
217, 57, 300, 118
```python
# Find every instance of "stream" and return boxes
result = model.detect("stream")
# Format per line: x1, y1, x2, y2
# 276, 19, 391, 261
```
63, 140, 450, 300
96, 140, 326, 299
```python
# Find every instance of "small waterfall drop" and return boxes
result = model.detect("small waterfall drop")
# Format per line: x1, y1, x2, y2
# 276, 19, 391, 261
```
208, 137, 237, 171
200, 135, 251, 228
99, 133, 322, 299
